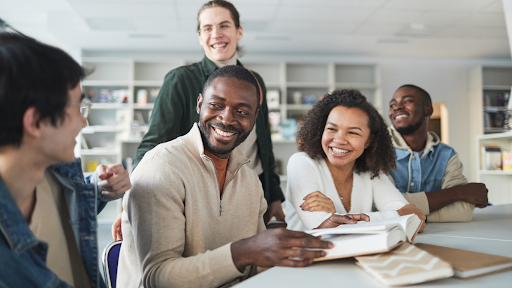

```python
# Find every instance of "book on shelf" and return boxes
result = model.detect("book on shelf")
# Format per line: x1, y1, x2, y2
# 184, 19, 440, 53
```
134, 111, 146, 126
356, 243, 453, 287
81, 135, 90, 150
503, 151, 512, 171
306, 214, 423, 261
415, 243, 512, 279
480, 145, 502, 170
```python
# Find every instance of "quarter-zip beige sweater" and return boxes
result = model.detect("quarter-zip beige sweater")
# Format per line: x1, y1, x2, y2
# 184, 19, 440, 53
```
117, 124, 267, 288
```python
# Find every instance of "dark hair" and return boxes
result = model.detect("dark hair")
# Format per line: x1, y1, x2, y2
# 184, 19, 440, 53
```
0, 33, 86, 147
298, 89, 396, 179
397, 84, 432, 107
202, 65, 260, 109
197, 0, 242, 54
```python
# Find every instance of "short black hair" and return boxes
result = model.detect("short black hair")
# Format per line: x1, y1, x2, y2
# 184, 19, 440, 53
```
298, 89, 396, 179
202, 65, 261, 108
397, 84, 432, 107
0, 33, 86, 147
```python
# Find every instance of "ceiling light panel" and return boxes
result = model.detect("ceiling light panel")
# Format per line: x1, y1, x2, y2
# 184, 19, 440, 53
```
70, 2, 175, 18
356, 24, 403, 36
385, 0, 495, 11
236, 6, 279, 21
134, 17, 178, 31
86, 18, 136, 30
270, 21, 356, 34
282, 0, 387, 9
275, 6, 374, 22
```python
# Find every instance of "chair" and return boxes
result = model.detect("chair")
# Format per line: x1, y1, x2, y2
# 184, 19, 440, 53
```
102, 241, 122, 288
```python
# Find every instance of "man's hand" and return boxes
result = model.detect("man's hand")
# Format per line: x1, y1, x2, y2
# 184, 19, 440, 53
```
398, 204, 426, 232
268, 200, 285, 221
315, 213, 370, 229
96, 164, 132, 197
459, 183, 488, 208
112, 213, 123, 241
397, 204, 426, 221
231, 228, 333, 272
301, 191, 335, 214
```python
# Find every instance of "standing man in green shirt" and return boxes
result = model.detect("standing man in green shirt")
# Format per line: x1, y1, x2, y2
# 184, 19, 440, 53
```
133, 0, 285, 223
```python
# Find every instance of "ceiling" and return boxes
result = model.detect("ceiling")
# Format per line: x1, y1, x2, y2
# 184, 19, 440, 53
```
0, 0, 510, 59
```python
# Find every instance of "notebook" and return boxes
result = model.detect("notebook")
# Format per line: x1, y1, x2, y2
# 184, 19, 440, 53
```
415, 243, 512, 279
356, 243, 453, 286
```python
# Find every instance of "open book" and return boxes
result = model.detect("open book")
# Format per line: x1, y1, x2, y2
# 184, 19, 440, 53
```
306, 214, 423, 261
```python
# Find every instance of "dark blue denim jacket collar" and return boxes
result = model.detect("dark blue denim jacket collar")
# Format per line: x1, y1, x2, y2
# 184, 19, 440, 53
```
0, 175, 41, 255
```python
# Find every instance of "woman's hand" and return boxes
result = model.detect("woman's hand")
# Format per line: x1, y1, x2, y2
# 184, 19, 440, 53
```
397, 204, 426, 232
300, 191, 335, 214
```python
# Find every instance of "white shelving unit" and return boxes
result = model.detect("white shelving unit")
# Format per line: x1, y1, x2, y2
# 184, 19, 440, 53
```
469, 65, 512, 182
80, 58, 380, 219
476, 132, 512, 205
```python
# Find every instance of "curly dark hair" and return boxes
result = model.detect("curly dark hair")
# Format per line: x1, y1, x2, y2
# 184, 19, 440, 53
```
297, 89, 396, 179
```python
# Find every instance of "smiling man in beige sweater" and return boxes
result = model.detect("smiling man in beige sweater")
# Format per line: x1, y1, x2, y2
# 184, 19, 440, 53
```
117, 65, 368, 288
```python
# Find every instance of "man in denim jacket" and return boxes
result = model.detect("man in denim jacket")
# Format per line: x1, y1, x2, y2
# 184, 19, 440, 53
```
388, 84, 488, 222
0, 33, 131, 287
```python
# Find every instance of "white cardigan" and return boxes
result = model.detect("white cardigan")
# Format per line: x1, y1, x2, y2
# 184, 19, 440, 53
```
285, 152, 409, 231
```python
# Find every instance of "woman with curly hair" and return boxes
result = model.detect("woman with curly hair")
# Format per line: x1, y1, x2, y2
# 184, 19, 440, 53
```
285, 89, 425, 231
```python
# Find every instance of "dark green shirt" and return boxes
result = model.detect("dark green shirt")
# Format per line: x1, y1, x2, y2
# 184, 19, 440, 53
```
134, 56, 284, 204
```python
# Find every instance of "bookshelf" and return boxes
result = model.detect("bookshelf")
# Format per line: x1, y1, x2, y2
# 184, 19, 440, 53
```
80, 58, 380, 220
476, 132, 512, 205
469, 65, 512, 182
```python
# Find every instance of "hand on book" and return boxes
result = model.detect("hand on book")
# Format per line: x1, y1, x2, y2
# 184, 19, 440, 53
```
230, 228, 333, 271
398, 204, 426, 232
300, 191, 335, 213
315, 213, 370, 229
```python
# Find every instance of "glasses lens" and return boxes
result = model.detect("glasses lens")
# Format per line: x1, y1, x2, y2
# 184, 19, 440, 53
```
80, 98, 91, 119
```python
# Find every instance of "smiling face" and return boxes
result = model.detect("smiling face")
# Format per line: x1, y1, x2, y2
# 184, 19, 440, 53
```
197, 76, 259, 158
321, 105, 370, 170
197, 7, 243, 61
388, 87, 429, 135
39, 83, 87, 164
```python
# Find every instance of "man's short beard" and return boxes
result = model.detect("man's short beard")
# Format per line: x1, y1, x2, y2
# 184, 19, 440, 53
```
395, 116, 425, 135
198, 120, 253, 156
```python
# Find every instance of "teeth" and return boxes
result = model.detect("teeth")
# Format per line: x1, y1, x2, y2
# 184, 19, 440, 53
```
396, 115, 407, 119
332, 147, 349, 154
214, 127, 235, 137
212, 43, 227, 49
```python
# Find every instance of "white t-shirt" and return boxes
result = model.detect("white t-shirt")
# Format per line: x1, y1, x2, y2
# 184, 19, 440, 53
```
285, 152, 409, 231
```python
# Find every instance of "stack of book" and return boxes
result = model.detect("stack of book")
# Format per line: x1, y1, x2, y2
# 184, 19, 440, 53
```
480, 145, 512, 171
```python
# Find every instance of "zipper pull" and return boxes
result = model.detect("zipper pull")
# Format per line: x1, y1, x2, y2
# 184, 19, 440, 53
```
219, 199, 223, 216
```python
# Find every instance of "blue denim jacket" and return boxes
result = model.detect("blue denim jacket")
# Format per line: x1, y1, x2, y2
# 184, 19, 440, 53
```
389, 128, 456, 194
0, 158, 107, 288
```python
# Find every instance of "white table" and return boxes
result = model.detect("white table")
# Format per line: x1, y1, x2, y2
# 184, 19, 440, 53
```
235, 204, 512, 288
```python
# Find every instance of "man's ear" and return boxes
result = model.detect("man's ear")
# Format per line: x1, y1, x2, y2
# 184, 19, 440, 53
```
254, 107, 259, 121
425, 105, 433, 118
197, 93, 203, 114
22, 107, 42, 139
237, 25, 243, 41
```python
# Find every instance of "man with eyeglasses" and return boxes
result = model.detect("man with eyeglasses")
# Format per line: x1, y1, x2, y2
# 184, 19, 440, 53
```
0, 33, 131, 287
